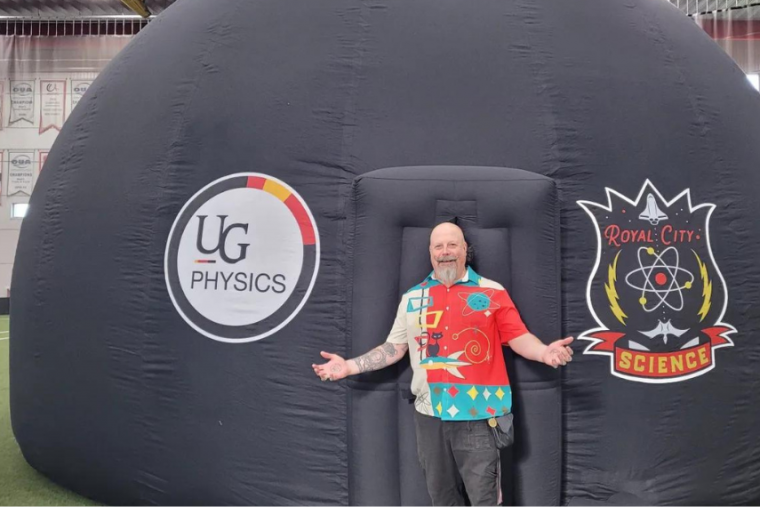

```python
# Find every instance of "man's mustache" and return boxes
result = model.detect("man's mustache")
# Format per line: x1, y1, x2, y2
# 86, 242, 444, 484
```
436, 255, 458, 262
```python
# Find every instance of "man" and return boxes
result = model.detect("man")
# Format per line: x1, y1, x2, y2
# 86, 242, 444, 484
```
312, 222, 572, 506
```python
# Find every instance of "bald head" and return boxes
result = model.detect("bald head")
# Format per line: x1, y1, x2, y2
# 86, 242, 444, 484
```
429, 223, 467, 286
430, 222, 465, 245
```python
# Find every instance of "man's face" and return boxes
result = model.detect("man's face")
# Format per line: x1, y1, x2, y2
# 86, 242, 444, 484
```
429, 225, 467, 284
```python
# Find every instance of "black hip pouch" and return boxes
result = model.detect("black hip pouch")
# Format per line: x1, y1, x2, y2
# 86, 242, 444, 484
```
488, 413, 514, 449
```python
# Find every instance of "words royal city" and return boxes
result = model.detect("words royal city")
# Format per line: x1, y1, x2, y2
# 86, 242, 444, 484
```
604, 224, 700, 247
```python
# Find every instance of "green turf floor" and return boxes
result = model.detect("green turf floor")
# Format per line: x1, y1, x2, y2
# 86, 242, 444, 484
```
0, 315, 99, 506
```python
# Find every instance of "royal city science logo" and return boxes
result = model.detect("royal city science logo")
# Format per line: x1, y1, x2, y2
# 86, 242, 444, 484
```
165, 173, 320, 343
577, 180, 736, 383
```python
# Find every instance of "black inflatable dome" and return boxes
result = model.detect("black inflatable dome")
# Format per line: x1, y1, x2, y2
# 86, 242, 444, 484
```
11, 0, 760, 505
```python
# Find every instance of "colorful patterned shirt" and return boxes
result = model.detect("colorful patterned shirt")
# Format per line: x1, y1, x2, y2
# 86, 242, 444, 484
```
386, 266, 529, 421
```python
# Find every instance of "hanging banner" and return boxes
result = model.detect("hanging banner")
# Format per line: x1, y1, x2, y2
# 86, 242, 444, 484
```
71, 80, 92, 112
40, 80, 67, 134
7, 151, 35, 196
39, 150, 49, 173
0, 82, 4, 131
9, 80, 35, 127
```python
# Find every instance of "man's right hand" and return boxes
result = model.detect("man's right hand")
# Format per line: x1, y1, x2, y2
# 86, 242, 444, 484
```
312, 343, 408, 382
312, 351, 354, 382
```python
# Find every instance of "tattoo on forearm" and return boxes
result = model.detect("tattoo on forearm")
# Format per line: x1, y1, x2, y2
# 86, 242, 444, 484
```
380, 342, 398, 357
355, 343, 400, 373
355, 349, 386, 373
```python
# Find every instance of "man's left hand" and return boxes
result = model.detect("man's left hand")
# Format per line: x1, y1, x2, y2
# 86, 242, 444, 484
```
541, 336, 574, 368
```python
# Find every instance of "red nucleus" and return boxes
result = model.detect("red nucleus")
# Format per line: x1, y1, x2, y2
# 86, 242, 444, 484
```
655, 273, 667, 285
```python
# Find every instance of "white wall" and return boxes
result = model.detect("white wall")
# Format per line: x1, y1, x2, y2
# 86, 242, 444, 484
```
0, 125, 59, 295
0, 36, 130, 298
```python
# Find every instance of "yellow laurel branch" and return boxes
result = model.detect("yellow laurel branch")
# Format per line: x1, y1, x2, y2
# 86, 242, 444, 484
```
693, 251, 712, 322
605, 250, 627, 325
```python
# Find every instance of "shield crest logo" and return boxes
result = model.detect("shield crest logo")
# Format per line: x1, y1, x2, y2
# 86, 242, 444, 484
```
577, 181, 736, 383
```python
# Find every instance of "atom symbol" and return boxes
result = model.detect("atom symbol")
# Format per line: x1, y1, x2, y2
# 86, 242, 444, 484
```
624, 247, 694, 312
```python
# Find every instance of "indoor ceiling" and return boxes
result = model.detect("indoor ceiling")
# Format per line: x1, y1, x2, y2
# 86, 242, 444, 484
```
0, 0, 176, 17
668, 0, 758, 15
0, 0, 756, 20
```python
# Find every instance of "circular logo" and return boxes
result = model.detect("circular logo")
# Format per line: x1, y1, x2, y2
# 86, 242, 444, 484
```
11, 155, 31, 167
13, 82, 32, 95
165, 173, 320, 343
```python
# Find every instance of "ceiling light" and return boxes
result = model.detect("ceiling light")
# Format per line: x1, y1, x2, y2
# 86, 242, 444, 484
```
120, 0, 151, 18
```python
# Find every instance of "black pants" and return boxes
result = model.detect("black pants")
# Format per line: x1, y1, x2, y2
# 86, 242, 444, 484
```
414, 411, 500, 506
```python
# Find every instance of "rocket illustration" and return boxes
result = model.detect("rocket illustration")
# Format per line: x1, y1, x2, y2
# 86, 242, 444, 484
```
420, 351, 470, 379
639, 193, 668, 225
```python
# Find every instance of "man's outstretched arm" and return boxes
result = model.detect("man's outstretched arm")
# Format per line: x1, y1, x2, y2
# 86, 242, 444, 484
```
509, 333, 574, 368
312, 342, 409, 381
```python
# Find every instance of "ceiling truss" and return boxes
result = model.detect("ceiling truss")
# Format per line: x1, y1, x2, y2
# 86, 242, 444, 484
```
0, 0, 175, 18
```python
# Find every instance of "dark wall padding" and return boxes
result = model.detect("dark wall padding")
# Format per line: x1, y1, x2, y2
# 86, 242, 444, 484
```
9, 0, 760, 505
348, 166, 560, 506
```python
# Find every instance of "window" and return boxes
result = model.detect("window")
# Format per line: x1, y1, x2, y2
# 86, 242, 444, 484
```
11, 203, 29, 219
747, 73, 759, 92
